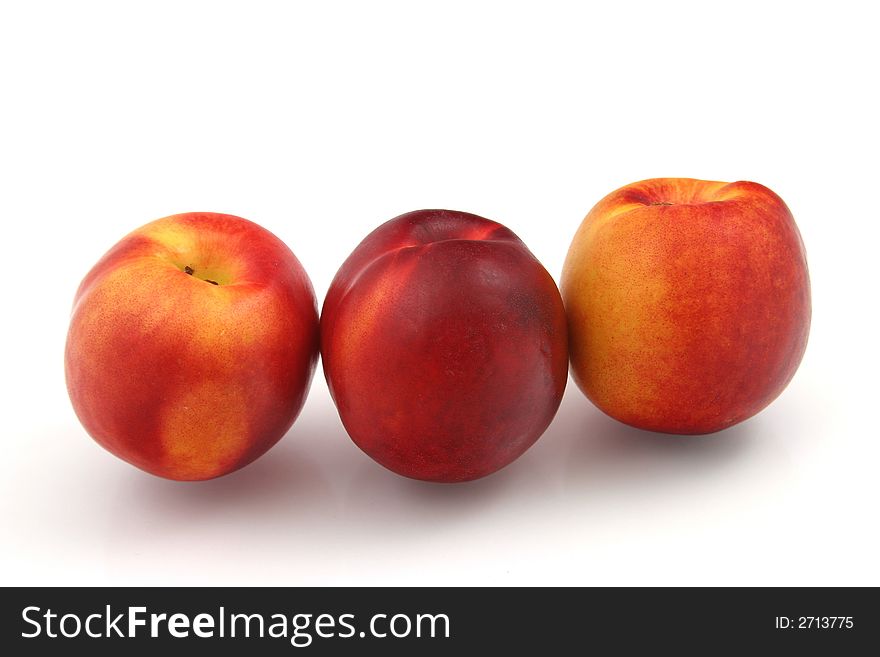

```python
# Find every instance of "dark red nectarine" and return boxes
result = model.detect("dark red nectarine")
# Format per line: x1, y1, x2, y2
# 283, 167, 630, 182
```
321, 210, 568, 482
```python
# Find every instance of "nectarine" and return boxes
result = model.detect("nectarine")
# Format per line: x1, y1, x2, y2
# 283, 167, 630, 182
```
321, 210, 568, 482
65, 212, 319, 480
562, 178, 811, 434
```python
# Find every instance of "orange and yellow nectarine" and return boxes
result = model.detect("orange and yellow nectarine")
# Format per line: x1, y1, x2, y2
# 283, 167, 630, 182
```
562, 178, 811, 434
65, 212, 319, 480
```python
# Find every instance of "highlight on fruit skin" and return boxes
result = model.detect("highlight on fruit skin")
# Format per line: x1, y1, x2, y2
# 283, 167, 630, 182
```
561, 178, 811, 435
321, 209, 569, 482
65, 212, 320, 480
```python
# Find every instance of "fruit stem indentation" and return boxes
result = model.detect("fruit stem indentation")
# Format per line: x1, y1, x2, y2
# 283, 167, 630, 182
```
183, 265, 219, 285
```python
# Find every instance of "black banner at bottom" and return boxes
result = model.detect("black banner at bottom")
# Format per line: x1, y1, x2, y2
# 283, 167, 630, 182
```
1, 587, 876, 654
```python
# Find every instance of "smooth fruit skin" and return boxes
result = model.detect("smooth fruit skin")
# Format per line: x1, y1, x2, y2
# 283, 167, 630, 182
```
561, 178, 811, 434
65, 212, 319, 480
321, 210, 568, 482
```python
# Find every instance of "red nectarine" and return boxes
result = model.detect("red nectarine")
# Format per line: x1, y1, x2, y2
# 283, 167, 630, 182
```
321, 209, 568, 482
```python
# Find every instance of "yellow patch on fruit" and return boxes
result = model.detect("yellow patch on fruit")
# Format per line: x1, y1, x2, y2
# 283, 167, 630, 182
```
563, 206, 675, 419
158, 380, 252, 480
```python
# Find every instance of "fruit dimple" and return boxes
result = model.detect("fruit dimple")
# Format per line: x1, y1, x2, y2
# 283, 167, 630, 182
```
646, 178, 731, 205
182, 264, 221, 285
404, 209, 518, 246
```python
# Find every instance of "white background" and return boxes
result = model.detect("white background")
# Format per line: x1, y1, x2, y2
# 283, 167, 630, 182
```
1, 0, 878, 586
